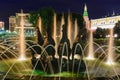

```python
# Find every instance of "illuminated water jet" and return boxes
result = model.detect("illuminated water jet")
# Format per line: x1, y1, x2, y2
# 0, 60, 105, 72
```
106, 59, 115, 65
87, 30, 95, 60
53, 12, 57, 44
74, 19, 78, 39
18, 55, 26, 61
38, 17, 42, 35
18, 10, 26, 59
106, 28, 115, 65
53, 12, 58, 58
67, 11, 72, 47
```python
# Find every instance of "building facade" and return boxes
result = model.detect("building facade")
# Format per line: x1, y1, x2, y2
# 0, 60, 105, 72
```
9, 12, 35, 37
91, 16, 120, 29
0, 21, 5, 30
9, 16, 16, 32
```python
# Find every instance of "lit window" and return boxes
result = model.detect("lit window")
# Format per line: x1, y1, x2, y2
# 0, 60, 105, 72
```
101, 22, 105, 25
109, 20, 114, 24
94, 22, 97, 25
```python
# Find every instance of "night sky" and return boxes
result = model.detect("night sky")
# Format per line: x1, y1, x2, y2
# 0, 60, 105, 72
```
0, 0, 120, 29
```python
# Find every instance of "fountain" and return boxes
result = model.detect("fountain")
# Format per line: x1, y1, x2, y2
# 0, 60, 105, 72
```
53, 12, 57, 44
38, 17, 42, 35
83, 4, 95, 60
0, 8, 119, 80
106, 28, 115, 65
53, 12, 58, 58
67, 11, 72, 47
18, 10, 26, 60
87, 30, 94, 60
74, 19, 78, 40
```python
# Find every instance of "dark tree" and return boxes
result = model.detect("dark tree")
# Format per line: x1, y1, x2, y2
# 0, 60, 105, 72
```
94, 28, 106, 38
29, 7, 54, 38
114, 20, 120, 38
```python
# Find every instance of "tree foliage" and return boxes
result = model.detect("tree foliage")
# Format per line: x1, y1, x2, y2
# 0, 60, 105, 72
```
29, 11, 39, 27
94, 28, 110, 38
29, 7, 54, 36
28, 8, 86, 40
114, 20, 120, 38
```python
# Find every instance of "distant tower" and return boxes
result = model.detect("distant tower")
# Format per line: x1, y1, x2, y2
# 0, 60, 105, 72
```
83, 4, 90, 31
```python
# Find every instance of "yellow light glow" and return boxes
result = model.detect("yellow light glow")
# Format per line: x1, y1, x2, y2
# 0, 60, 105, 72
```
86, 55, 95, 60
106, 59, 115, 66
34, 54, 41, 59
18, 55, 26, 61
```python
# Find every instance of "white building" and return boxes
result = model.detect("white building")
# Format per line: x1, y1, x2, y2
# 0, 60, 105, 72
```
91, 15, 120, 29
9, 12, 35, 37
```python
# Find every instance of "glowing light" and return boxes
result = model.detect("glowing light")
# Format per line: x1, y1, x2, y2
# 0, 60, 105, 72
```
90, 26, 97, 30
106, 59, 115, 66
74, 54, 80, 60
62, 56, 68, 60
34, 54, 41, 59
98, 24, 115, 29
18, 55, 26, 61
114, 34, 118, 38
86, 55, 95, 60
106, 35, 110, 38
